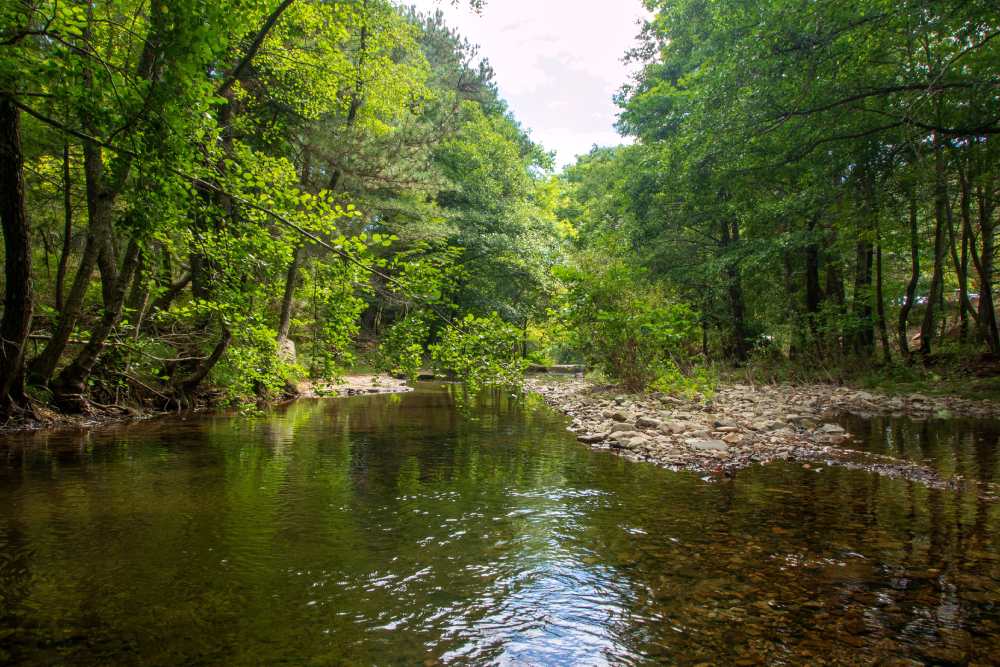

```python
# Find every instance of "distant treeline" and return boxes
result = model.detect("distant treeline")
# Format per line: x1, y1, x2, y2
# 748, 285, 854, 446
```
558, 0, 999, 374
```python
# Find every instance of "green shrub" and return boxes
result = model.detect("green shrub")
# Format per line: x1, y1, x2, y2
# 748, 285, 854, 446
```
554, 259, 703, 393
376, 316, 430, 381
430, 313, 527, 391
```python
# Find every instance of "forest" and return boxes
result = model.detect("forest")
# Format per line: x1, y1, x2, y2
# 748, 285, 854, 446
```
562, 0, 1000, 394
1, 0, 998, 420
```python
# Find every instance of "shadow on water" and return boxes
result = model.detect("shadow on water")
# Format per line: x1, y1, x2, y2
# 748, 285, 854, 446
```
0, 383, 998, 665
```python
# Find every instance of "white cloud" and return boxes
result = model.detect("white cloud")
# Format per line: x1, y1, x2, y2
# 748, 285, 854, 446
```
404, 0, 648, 168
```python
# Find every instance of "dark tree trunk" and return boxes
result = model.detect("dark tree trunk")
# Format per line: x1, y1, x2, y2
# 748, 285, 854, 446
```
849, 239, 875, 356
804, 215, 823, 342
875, 241, 891, 363
55, 142, 73, 312
0, 95, 34, 415
898, 194, 920, 358
972, 182, 999, 353
824, 229, 846, 356
920, 137, 949, 359
721, 219, 749, 362
781, 247, 802, 357
954, 165, 977, 343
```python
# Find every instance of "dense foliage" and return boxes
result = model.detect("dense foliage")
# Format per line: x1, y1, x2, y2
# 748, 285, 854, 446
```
2, 0, 998, 415
557, 0, 1000, 387
553, 259, 701, 393
0, 0, 560, 415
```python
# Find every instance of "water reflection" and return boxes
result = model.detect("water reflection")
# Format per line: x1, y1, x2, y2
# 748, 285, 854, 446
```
0, 385, 998, 664
838, 412, 1000, 485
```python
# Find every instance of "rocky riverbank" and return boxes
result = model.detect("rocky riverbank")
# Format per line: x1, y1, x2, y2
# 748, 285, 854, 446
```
527, 378, 1000, 491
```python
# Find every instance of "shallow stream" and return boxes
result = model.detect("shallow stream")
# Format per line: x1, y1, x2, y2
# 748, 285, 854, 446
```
1, 385, 998, 665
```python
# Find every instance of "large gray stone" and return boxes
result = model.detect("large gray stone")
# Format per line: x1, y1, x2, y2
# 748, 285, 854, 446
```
636, 416, 662, 429
686, 439, 729, 452
659, 421, 688, 435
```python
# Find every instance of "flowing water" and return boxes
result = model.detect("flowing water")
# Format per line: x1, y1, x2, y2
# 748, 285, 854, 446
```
1, 384, 999, 665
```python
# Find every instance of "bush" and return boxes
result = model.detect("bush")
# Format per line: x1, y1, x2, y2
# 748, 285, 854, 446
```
430, 313, 527, 391
375, 315, 429, 381
554, 259, 704, 393
212, 323, 302, 403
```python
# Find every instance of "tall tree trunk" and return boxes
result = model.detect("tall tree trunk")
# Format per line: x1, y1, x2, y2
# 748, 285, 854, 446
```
875, 241, 891, 363
947, 175, 974, 342
55, 141, 73, 312
0, 95, 34, 415
276, 145, 313, 348
721, 219, 749, 362
960, 216, 971, 341
126, 248, 151, 332
849, 239, 875, 356
804, 215, 823, 342
898, 193, 920, 358
848, 167, 877, 356
920, 135, 948, 360
824, 227, 846, 357
972, 182, 999, 354
781, 247, 802, 358
277, 245, 304, 344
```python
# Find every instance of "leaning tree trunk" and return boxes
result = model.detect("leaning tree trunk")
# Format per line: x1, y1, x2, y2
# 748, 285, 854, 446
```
51, 239, 141, 411
169, 321, 233, 408
0, 95, 34, 416
28, 231, 99, 384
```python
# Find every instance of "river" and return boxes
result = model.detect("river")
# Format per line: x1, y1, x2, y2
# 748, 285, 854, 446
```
1, 384, 998, 664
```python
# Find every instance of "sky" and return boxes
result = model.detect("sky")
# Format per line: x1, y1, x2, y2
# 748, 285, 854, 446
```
405, 0, 649, 169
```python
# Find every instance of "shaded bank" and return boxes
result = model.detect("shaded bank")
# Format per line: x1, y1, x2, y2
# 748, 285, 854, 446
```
0, 375, 410, 434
